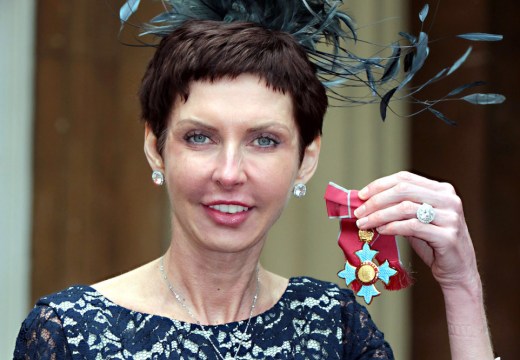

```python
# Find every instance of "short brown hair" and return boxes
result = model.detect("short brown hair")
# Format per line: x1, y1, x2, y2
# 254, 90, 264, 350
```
139, 20, 328, 159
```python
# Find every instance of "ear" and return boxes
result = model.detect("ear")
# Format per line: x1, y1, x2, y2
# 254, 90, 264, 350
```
295, 136, 321, 184
144, 123, 165, 171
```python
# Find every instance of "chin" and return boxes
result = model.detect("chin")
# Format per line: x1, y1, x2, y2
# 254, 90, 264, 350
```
199, 228, 266, 254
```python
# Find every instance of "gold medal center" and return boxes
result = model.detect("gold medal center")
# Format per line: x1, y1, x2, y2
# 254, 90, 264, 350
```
358, 229, 375, 243
358, 264, 377, 283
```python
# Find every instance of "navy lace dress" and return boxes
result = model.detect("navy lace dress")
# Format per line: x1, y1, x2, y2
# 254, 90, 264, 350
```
14, 276, 393, 359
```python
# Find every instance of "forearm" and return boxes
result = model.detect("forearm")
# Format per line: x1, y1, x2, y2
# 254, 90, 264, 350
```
442, 274, 494, 360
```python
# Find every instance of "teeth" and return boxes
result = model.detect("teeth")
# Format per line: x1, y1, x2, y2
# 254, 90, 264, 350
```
209, 204, 249, 214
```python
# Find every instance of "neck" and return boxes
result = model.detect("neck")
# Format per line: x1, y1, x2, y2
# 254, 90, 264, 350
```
161, 241, 263, 325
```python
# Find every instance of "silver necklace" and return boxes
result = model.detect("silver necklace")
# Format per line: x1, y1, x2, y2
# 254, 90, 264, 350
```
159, 257, 259, 360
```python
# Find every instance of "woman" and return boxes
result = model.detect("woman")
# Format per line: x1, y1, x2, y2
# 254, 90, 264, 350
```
15, 2, 496, 359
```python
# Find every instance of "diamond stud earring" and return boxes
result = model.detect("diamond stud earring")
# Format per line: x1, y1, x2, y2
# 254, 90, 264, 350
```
293, 183, 307, 198
151, 170, 165, 186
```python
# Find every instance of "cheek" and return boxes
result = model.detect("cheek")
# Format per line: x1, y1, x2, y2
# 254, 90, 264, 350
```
247, 154, 300, 196
165, 154, 209, 204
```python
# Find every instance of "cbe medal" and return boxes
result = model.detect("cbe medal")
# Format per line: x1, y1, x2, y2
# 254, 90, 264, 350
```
324, 182, 412, 304
337, 229, 398, 304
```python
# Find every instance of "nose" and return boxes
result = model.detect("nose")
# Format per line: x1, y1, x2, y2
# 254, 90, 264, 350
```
212, 143, 246, 189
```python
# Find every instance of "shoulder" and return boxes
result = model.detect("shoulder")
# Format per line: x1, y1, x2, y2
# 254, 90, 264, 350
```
36, 285, 110, 316
14, 304, 71, 359
89, 259, 164, 313
13, 286, 95, 359
15, 285, 158, 358
38, 285, 101, 303
35, 285, 132, 342
19, 286, 97, 331
31, 285, 118, 338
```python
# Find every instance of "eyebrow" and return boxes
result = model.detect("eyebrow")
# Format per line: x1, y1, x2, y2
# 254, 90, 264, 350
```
175, 119, 291, 133
247, 122, 291, 133
174, 119, 218, 132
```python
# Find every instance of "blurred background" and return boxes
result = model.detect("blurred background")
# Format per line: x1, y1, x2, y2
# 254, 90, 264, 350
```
1, 0, 518, 358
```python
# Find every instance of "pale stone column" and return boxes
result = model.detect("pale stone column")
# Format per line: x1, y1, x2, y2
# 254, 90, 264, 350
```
0, 0, 36, 356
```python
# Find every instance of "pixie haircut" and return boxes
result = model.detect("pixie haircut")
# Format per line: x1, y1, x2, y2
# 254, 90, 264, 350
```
139, 20, 328, 159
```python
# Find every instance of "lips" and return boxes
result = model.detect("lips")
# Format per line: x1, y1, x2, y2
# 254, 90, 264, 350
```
204, 201, 252, 226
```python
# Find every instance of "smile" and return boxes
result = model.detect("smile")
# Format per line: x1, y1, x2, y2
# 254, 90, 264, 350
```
208, 204, 250, 214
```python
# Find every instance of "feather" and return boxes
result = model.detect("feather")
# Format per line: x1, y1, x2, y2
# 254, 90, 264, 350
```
412, 32, 430, 73
380, 45, 401, 83
336, 12, 357, 41
457, 33, 503, 41
419, 4, 429, 23
462, 93, 506, 105
365, 64, 376, 96
398, 32, 428, 91
120, 0, 141, 23
403, 50, 414, 73
399, 31, 417, 45
427, 108, 457, 126
447, 47, 472, 76
119, 0, 505, 123
447, 81, 485, 97
380, 87, 398, 121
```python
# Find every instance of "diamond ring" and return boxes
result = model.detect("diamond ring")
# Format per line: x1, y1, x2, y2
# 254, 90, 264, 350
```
416, 203, 435, 224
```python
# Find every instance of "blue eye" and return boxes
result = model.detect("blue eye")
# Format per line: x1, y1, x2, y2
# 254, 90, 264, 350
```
185, 133, 210, 144
254, 136, 279, 147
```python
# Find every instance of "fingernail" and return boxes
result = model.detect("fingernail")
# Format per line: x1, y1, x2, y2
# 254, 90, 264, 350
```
354, 205, 366, 218
358, 187, 368, 199
356, 217, 368, 228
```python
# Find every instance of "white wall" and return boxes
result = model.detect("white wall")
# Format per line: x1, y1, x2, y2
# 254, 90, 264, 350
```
0, 0, 35, 356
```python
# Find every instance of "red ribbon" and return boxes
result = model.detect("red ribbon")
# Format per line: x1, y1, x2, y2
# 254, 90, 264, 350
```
325, 182, 412, 291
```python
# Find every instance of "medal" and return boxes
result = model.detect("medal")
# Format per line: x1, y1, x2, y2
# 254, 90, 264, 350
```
324, 182, 412, 304
337, 230, 398, 304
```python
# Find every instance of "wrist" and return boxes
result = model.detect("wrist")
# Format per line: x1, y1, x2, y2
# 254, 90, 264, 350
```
439, 271, 483, 299
448, 322, 489, 338
442, 275, 494, 360
441, 273, 488, 331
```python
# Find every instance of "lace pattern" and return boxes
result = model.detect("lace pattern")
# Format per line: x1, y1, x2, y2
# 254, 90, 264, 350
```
14, 277, 393, 359
15, 306, 70, 359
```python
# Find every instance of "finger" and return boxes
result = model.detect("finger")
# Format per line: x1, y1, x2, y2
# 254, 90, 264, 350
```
358, 171, 455, 200
408, 236, 434, 268
356, 201, 456, 229
375, 218, 453, 244
355, 183, 458, 218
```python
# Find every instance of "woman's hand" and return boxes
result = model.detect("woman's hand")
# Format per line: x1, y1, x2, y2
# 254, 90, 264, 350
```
353, 171, 495, 359
353, 171, 479, 290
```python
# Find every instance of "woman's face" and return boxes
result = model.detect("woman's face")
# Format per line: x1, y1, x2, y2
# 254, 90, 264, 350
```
145, 74, 320, 254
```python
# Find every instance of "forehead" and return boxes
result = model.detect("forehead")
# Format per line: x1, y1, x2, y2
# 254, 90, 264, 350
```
170, 74, 295, 129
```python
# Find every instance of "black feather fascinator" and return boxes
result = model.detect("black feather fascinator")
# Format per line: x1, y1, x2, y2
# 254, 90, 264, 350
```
120, 0, 505, 123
